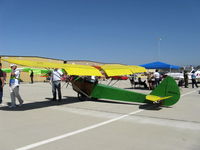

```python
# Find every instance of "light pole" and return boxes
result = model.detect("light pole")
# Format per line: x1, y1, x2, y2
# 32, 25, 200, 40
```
158, 38, 162, 61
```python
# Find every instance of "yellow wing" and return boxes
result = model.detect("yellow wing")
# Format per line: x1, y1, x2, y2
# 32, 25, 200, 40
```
100, 64, 146, 76
129, 65, 147, 74
63, 64, 102, 76
1, 58, 102, 76
2, 58, 146, 77
2, 58, 58, 68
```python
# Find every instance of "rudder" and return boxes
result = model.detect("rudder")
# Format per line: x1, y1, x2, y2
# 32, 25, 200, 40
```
150, 76, 180, 106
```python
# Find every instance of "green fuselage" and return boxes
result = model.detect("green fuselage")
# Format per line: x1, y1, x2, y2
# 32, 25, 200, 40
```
91, 84, 149, 104
72, 76, 180, 107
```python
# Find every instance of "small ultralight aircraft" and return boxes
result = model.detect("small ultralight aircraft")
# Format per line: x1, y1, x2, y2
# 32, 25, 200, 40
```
2, 58, 180, 107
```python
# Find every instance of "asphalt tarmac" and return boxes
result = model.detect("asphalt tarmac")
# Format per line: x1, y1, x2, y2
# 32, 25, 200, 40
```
0, 80, 200, 150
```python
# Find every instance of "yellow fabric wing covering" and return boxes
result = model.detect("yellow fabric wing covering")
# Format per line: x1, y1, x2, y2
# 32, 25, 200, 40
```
63, 64, 102, 76
100, 64, 146, 76
146, 95, 172, 102
129, 65, 147, 74
100, 64, 132, 76
1, 58, 102, 76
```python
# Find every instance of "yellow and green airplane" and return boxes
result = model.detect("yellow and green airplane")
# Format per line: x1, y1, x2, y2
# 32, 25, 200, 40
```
2, 58, 180, 107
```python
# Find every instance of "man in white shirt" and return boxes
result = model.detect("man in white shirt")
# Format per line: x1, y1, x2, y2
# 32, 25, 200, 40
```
9, 64, 23, 108
154, 69, 160, 87
51, 68, 63, 101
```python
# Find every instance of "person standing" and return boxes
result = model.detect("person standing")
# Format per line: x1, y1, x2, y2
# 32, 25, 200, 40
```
154, 69, 160, 87
0, 63, 5, 105
191, 71, 198, 88
51, 68, 63, 101
147, 72, 155, 90
9, 64, 23, 108
30, 70, 34, 84
183, 70, 189, 88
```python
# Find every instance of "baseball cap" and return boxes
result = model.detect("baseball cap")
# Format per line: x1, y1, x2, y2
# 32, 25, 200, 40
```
10, 64, 17, 67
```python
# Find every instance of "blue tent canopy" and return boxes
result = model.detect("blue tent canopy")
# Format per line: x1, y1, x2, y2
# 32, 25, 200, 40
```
140, 61, 180, 69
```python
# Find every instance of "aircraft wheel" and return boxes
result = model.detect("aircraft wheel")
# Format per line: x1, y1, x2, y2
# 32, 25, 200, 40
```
90, 97, 98, 101
77, 93, 87, 101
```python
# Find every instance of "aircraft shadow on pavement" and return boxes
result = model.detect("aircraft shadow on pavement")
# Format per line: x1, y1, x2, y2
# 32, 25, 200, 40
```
124, 87, 150, 91
0, 96, 164, 111
139, 103, 163, 110
91, 99, 163, 111
0, 96, 81, 111
91, 99, 140, 106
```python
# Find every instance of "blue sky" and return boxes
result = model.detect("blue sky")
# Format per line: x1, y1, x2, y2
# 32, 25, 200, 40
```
0, 0, 199, 66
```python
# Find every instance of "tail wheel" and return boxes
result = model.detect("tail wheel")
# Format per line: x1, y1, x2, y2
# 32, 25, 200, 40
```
77, 92, 87, 101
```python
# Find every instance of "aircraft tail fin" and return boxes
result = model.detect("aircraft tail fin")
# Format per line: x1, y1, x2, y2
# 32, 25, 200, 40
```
146, 76, 180, 106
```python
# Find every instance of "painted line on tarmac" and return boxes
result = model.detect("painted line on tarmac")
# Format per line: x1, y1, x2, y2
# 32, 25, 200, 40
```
181, 89, 198, 97
16, 109, 144, 150
15, 90, 197, 150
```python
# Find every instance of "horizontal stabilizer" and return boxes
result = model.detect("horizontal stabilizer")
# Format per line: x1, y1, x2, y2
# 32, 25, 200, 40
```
146, 95, 172, 102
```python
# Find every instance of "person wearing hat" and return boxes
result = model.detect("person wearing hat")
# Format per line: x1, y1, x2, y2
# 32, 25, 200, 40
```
0, 63, 4, 105
9, 64, 23, 108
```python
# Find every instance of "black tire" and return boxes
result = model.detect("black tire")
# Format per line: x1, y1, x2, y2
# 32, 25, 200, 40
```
77, 93, 87, 101
90, 97, 98, 101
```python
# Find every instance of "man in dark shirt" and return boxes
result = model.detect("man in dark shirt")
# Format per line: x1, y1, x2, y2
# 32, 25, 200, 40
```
0, 63, 5, 104
30, 70, 34, 84
183, 70, 188, 88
